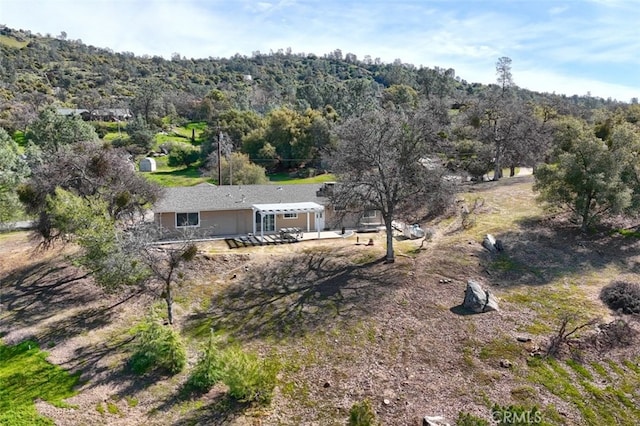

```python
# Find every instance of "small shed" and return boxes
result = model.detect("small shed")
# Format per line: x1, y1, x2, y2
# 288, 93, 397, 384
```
139, 157, 157, 172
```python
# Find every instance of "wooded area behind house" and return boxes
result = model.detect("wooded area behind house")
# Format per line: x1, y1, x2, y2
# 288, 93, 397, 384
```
3, 25, 640, 233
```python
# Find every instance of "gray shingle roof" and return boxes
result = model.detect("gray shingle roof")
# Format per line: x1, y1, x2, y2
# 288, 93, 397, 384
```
152, 183, 328, 213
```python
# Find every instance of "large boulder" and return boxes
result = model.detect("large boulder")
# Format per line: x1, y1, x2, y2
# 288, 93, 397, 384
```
423, 416, 450, 426
463, 280, 499, 313
482, 234, 504, 252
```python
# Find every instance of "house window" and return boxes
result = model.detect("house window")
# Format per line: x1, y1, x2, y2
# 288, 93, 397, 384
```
283, 213, 298, 219
363, 210, 377, 218
176, 212, 199, 227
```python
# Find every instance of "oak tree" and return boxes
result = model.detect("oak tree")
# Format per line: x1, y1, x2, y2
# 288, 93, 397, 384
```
44, 190, 194, 325
18, 141, 161, 243
26, 107, 98, 153
534, 118, 634, 231
331, 106, 454, 262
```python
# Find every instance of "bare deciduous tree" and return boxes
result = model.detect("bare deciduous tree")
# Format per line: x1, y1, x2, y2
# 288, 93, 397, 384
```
330, 105, 455, 262
43, 188, 196, 326
133, 230, 198, 325
463, 93, 550, 181
545, 314, 599, 358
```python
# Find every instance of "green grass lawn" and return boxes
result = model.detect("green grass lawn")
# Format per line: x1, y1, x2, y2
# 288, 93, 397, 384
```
0, 340, 80, 425
103, 132, 127, 142
143, 167, 334, 187
155, 132, 190, 146
103, 122, 206, 148
142, 154, 335, 187
142, 165, 209, 187
156, 122, 207, 147
268, 173, 336, 184
174, 122, 207, 143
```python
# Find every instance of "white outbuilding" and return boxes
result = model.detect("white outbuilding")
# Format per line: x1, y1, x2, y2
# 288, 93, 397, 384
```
139, 157, 157, 172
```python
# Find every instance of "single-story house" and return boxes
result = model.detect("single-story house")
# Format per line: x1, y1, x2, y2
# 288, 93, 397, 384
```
152, 182, 383, 238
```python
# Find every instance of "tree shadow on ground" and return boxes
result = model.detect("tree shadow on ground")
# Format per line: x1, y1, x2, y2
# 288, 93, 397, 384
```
37, 306, 115, 345
1, 261, 93, 326
0, 255, 153, 396
461, 175, 534, 193
1, 257, 145, 346
61, 335, 135, 379
185, 249, 397, 341
484, 216, 640, 287
170, 393, 250, 426
74, 330, 185, 398
0, 247, 187, 420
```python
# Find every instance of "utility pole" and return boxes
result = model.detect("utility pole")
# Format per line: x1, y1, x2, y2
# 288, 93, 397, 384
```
217, 131, 222, 185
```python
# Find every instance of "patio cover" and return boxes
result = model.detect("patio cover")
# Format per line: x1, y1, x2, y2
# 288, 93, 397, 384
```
251, 202, 324, 238
251, 202, 324, 214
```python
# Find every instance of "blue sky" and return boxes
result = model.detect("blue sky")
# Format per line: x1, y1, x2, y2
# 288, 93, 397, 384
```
3, 0, 639, 101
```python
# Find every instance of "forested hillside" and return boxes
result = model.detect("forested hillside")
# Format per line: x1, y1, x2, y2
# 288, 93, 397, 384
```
0, 25, 625, 128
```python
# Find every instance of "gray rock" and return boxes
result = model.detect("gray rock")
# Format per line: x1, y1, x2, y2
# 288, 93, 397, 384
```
423, 415, 450, 426
463, 280, 499, 313
482, 234, 498, 252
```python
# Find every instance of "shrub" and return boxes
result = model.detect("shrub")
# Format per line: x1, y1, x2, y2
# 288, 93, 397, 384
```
456, 411, 489, 426
185, 335, 225, 393
185, 335, 280, 404
111, 136, 147, 155
128, 129, 155, 152
600, 281, 640, 314
222, 346, 279, 405
93, 125, 109, 139
128, 320, 186, 375
589, 317, 637, 349
167, 143, 200, 168
110, 137, 128, 148
348, 399, 378, 426
126, 115, 155, 153
545, 314, 598, 358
